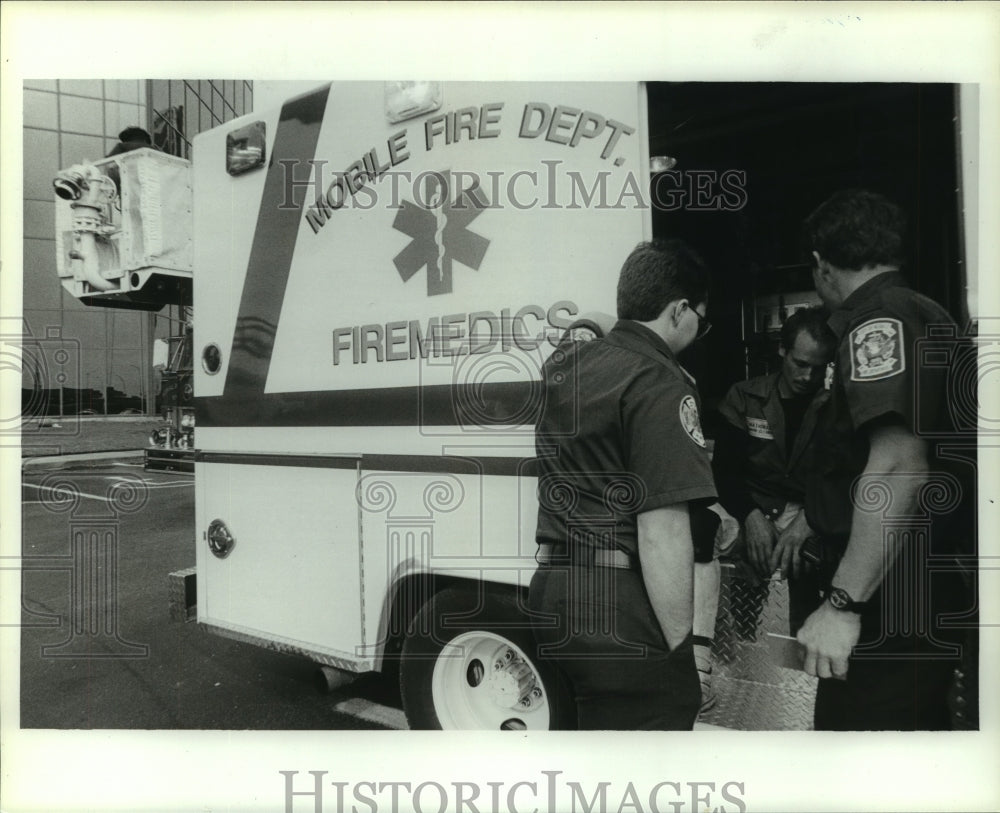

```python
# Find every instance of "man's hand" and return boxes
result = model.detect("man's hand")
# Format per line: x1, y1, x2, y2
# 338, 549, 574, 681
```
796, 601, 861, 679
744, 509, 777, 579
770, 510, 814, 579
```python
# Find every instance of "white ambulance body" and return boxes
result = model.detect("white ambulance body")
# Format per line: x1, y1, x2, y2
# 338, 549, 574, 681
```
185, 81, 651, 728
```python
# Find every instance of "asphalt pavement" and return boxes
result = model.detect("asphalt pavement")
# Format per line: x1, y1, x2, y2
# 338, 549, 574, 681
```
19, 461, 406, 730
21, 415, 163, 459
17, 427, 730, 732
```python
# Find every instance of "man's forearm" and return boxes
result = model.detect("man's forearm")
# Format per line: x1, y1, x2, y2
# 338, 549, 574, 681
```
831, 425, 928, 601
832, 479, 920, 601
638, 504, 695, 649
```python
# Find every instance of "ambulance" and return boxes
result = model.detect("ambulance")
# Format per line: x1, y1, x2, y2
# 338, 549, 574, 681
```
51, 80, 979, 730
53, 81, 658, 730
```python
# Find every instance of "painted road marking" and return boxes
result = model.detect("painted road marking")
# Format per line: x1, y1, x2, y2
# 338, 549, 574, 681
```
330, 700, 727, 731
100, 476, 193, 488
23, 482, 131, 504
22, 479, 193, 505
333, 698, 408, 730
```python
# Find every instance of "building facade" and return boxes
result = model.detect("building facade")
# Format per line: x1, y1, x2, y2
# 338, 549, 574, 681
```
22, 79, 252, 417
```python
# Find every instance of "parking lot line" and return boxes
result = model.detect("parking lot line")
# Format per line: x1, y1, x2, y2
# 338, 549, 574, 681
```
332, 698, 408, 729
22, 482, 123, 504
99, 476, 193, 488
21, 479, 193, 505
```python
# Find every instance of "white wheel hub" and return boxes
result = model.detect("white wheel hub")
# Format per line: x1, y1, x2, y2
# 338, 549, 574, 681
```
430, 631, 551, 730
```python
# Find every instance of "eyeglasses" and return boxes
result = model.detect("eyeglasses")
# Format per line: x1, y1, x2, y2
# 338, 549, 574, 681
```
692, 308, 712, 339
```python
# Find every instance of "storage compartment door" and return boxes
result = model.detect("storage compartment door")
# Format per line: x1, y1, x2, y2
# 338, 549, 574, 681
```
195, 460, 363, 657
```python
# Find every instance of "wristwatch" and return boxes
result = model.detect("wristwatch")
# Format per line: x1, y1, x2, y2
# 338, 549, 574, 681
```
825, 587, 868, 614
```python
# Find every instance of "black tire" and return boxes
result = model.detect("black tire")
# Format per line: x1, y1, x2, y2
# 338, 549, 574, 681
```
399, 583, 575, 730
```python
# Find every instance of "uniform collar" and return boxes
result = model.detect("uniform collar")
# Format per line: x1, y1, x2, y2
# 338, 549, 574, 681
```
610, 319, 678, 364
827, 271, 908, 338
742, 371, 782, 398
610, 319, 697, 384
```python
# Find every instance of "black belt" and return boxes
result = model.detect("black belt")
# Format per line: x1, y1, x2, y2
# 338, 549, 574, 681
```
536, 543, 636, 570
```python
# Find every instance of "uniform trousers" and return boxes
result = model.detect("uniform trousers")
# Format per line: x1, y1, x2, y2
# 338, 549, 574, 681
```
814, 651, 956, 730
529, 561, 702, 730
811, 551, 966, 731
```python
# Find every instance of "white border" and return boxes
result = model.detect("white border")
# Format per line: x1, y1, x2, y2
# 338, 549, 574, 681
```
3, 3, 999, 812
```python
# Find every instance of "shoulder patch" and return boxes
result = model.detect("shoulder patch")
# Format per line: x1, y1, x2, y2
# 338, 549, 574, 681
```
679, 394, 706, 447
567, 325, 600, 343
850, 318, 905, 382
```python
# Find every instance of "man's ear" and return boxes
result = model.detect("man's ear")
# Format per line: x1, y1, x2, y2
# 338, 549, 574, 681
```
778, 345, 787, 359
813, 251, 839, 286
667, 299, 688, 327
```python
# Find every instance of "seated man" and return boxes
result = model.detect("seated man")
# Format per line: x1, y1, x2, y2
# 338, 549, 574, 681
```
712, 306, 836, 636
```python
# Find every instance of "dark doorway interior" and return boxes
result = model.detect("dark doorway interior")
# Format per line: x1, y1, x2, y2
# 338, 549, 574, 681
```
646, 82, 962, 416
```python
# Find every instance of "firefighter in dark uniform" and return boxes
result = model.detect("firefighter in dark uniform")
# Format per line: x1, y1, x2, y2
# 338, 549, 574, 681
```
799, 189, 973, 730
553, 308, 732, 715
530, 239, 716, 730
712, 306, 836, 636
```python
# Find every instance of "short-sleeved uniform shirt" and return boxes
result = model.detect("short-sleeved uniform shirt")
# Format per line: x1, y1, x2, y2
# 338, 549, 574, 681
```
535, 319, 717, 556
805, 272, 973, 641
806, 273, 967, 541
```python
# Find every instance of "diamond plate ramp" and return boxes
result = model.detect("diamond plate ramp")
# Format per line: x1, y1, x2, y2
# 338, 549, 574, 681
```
702, 564, 817, 730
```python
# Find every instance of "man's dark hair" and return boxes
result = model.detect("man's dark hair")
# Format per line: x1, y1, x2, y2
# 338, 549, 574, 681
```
106, 127, 157, 159
617, 239, 711, 321
780, 305, 836, 356
803, 188, 906, 271
118, 127, 152, 145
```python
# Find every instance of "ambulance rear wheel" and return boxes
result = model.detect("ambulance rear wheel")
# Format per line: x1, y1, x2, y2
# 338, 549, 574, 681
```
399, 585, 574, 730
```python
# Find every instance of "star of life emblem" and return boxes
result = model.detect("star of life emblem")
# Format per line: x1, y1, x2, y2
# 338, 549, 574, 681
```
392, 169, 490, 296
679, 394, 706, 447
850, 317, 905, 381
